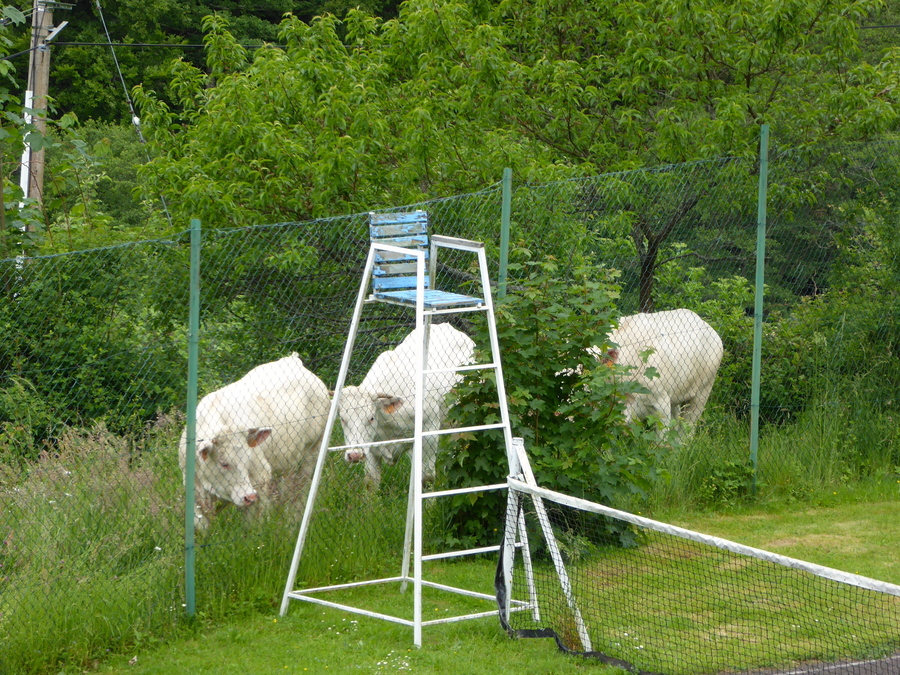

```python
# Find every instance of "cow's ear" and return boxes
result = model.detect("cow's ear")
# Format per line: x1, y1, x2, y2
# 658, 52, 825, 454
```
197, 439, 215, 462
247, 427, 272, 447
606, 348, 619, 364
376, 395, 404, 415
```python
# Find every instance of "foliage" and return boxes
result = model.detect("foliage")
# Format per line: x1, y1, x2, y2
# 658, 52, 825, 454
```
7, 0, 400, 124
0, 423, 184, 675
752, 157, 900, 424
697, 459, 756, 507
439, 254, 667, 549
40, 119, 164, 251
132, 10, 559, 228
486, 0, 900, 167
0, 239, 190, 448
132, 3, 900, 308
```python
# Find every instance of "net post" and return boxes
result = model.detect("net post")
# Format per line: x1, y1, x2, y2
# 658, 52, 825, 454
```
500, 438, 525, 626
504, 438, 541, 623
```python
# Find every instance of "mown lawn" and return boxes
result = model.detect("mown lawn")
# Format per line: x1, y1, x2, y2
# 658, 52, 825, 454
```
89, 480, 900, 675
94, 604, 612, 675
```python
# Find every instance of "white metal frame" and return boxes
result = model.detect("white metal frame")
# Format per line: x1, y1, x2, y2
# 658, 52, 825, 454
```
280, 226, 540, 645
501, 438, 592, 651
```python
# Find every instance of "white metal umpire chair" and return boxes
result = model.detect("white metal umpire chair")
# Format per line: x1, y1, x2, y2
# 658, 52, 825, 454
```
279, 210, 539, 645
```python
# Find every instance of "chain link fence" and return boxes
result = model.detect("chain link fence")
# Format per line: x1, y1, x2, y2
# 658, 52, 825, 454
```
3, 139, 900, 672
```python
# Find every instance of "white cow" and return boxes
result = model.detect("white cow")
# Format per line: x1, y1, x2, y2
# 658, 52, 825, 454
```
338, 323, 475, 487
594, 309, 723, 427
179, 353, 331, 529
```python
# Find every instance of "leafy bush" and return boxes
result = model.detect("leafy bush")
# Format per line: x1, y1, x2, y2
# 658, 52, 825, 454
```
757, 217, 900, 425
438, 255, 667, 549
0, 241, 190, 454
697, 459, 756, 507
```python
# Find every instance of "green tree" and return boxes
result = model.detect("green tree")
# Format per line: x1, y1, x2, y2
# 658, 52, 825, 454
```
7, 0, 405, 124
455, 0, 900, 309
134, 1, 900, 308
40, 119, 162, 251
132, 11, 559, 228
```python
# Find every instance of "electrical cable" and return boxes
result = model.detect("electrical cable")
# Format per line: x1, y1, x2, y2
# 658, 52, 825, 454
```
94, 0, 172, 228
53, 41, 281, 49
1, 44, 42, 60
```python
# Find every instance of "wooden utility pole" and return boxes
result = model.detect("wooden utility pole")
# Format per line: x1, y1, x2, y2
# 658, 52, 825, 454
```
20, 1, 68, 213
21, 0, 53, 210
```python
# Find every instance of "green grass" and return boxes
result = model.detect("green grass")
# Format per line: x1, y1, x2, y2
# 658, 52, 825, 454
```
531, 530, 900, 673
500, 476, 900, 675
85, 477, 900, 675
635, 396, 900, 514
6, 399, 900, 675
666, 482, 900, 584
92, 605, 609, 675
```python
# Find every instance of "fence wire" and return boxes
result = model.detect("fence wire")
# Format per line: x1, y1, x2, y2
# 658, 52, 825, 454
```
2, 138, 900, 673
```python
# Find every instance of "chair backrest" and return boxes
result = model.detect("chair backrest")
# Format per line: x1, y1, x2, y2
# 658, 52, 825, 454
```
370, 211, 431, 293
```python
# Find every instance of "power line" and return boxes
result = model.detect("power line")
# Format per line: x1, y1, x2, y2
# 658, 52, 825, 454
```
94, 0, 172, 228
3, 42, 283, 59
57, 41, 207, 47
2, 44, 43, 60
55, 41, 282, 48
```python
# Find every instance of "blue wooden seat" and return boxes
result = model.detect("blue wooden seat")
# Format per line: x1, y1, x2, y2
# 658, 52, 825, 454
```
369, 211, 485, 310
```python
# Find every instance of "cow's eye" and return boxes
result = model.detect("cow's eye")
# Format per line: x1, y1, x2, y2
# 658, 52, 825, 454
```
220, 462, 231, 470
368, 416, 376, 424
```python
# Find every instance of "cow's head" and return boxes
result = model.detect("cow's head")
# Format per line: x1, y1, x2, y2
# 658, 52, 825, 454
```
195, 427, 272, 507
338, 388, 406, 464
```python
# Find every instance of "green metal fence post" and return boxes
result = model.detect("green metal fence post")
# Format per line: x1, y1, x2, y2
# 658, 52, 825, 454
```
749, 125, 770, 490
499, 168, 512, 298
184, 218, 201, 617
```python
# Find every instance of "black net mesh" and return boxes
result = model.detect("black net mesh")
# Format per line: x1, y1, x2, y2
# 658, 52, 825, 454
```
501, 484, 900, 675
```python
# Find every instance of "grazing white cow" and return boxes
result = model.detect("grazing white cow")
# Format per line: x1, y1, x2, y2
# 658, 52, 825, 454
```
179, 353, 331, 529
338, 323, 475, 487
594, 309, 723, 427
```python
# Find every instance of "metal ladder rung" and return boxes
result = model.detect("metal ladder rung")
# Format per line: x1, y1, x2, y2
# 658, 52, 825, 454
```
363, 298, 489, 314
424, 362, 498, 375
326, 422, 507, 453
424, 305, 488, 316
421, 538, 530, 562
422, 545, 500, 561
422, 423, 506, 437
423, 483, 507, 499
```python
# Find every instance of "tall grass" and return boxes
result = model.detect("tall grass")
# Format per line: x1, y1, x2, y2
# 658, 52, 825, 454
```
0, 416, 431, 675
0, 422, 185, 674
639, 387, 900, 513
